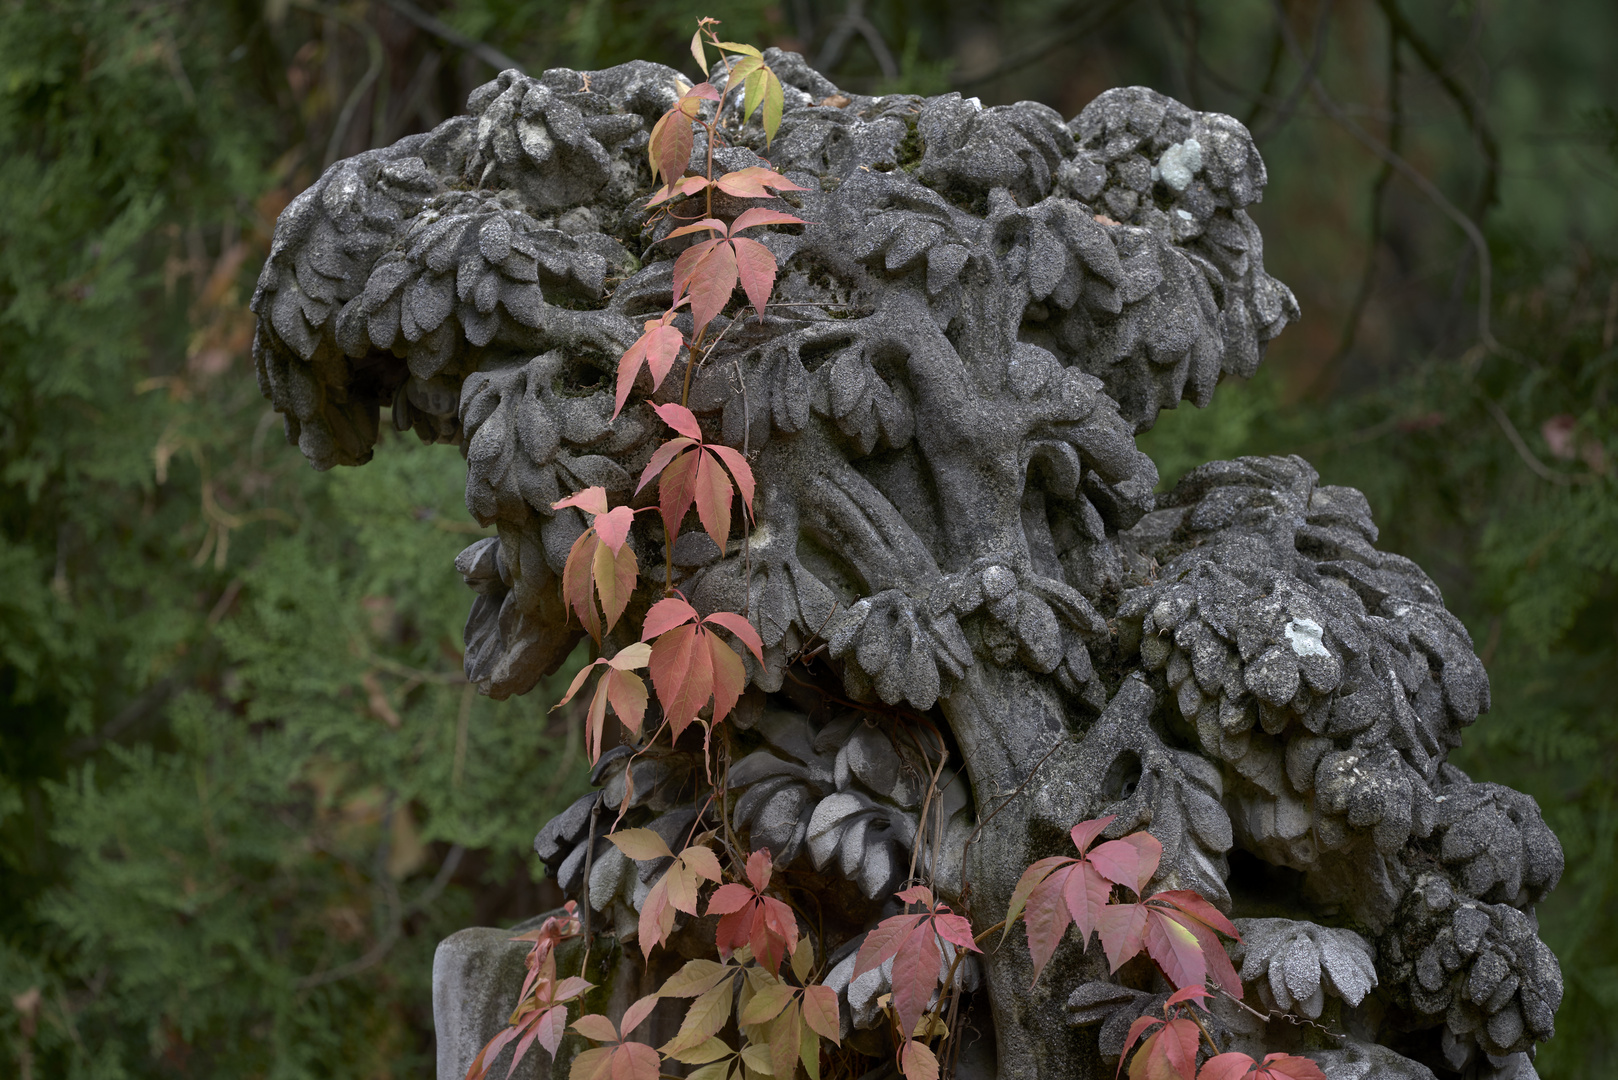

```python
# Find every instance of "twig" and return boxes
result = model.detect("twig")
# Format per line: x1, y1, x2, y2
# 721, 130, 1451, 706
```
378, 0, 526, 75
1215, 987, 1347, 1041
1271, 0, 1513, 362
958, 736, 1065, 906
1242, 22, 1286, 128
579, 793, 603, 971
952, 0, 1133, 90
1330, 14, 1402, 369
814, 0, 898, 82
785, 602, 840, 668
1252, 0, 1334, 143
1374, 0, 1500, 220
68, 678, 178, 754
1480, 397, 1589, 485
290, 0, 385, 168
452, 682, 475, 788
406, 844, 467, 915
295, 843, 466, 989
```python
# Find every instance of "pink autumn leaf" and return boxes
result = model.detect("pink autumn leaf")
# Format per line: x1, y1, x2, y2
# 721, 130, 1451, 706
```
731, 236, 777, 319
1087, 831, 1163, 896
653, 402, 704, 440
592, 505, 637, 553
634, 436, 697, 497
702, 611, 765, 662
641, 596, 700, 640
1069, 814, 1117, 855
712, 166, 808, 198
730, 208, 808, 232
553, 486, 610, 516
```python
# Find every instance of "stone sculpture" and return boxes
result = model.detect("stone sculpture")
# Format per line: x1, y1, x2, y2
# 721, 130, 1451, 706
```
251, 48, 1562, 1080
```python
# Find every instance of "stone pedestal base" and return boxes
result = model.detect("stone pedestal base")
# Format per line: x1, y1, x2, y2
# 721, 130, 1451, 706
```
432, 923, 551, 1080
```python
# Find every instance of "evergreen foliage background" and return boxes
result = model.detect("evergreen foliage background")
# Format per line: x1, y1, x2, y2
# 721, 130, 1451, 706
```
0, 1, 1611, 1075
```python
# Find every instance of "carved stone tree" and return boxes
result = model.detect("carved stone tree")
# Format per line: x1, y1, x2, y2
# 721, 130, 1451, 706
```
251, 50, 1563, 1080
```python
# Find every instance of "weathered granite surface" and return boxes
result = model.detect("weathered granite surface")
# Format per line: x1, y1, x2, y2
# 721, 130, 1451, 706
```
252, 50, 1561, 1080
434, 926, 546, 1080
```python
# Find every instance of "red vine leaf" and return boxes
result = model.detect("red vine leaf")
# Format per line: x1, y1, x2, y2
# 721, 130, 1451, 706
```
667, 218, 729, 244
553, 644, 651, 764
1094, 899, 1150, 974
620, 994, 660, 1039
730, 207, 808, 232
654, 446, 702, 543
684, 238, 738, 333
1153, 893, 1243, 996
707, 848, 797, 974
1086, 831, 1164, 897
899, 1039, 939, 1080
1143, 907, 1206, 992
662, 213, 805, 334
652, 402, 704, 440
1125, 1016, 1201, 1080
692, 450, 733, 556
570, 1014, 620, 1044
637, 407, 756, 555
731, 237, 777, 320
712, 166, 806, 199
648, 105, 696, 188
591, 506, 637, 554
707, 629, 747, 729
1004, 817, 1171, 985
800, 984, 841, 1045
554, 488, 643, 641
854, 885, 979, 1053
648, 623, 713, 739
639, 596, 760, 734
633, 840, 724, 961
464, 909, 591, 1080
569, 1042, 660, 1080
701, 611, 765, 663
704, 444, 756, 510
645, 174, 711, 208
554, 487, 610, 517
614, 315, 684, 418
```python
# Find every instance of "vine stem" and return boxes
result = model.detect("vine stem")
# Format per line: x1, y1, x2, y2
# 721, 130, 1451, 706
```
958, 735, 1065, 907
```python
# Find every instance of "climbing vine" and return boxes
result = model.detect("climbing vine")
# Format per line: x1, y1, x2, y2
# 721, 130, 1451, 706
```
467, 19, 1325, 1080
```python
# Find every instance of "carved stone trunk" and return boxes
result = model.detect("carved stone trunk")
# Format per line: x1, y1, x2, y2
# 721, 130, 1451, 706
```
252, 50, 1562, 1080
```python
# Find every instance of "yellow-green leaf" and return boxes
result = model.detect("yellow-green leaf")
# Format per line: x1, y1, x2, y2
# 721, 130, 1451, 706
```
667, 1036, 733, 1065
688, 1062, 734, 1080
728, 55, 763, 93
790, 938, 813, 983
690, 29, 709, 74
737, 981, 793, 1026
743, 69, 766, 128
662, 982, 736, 1056
739, 1042, 774, 1075
762, 70, 784, 145
607, 827, 674, 862
799, 1010, 821, 1080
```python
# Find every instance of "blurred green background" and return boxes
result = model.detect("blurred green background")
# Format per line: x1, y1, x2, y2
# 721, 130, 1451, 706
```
1, 1, 1613, 1076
